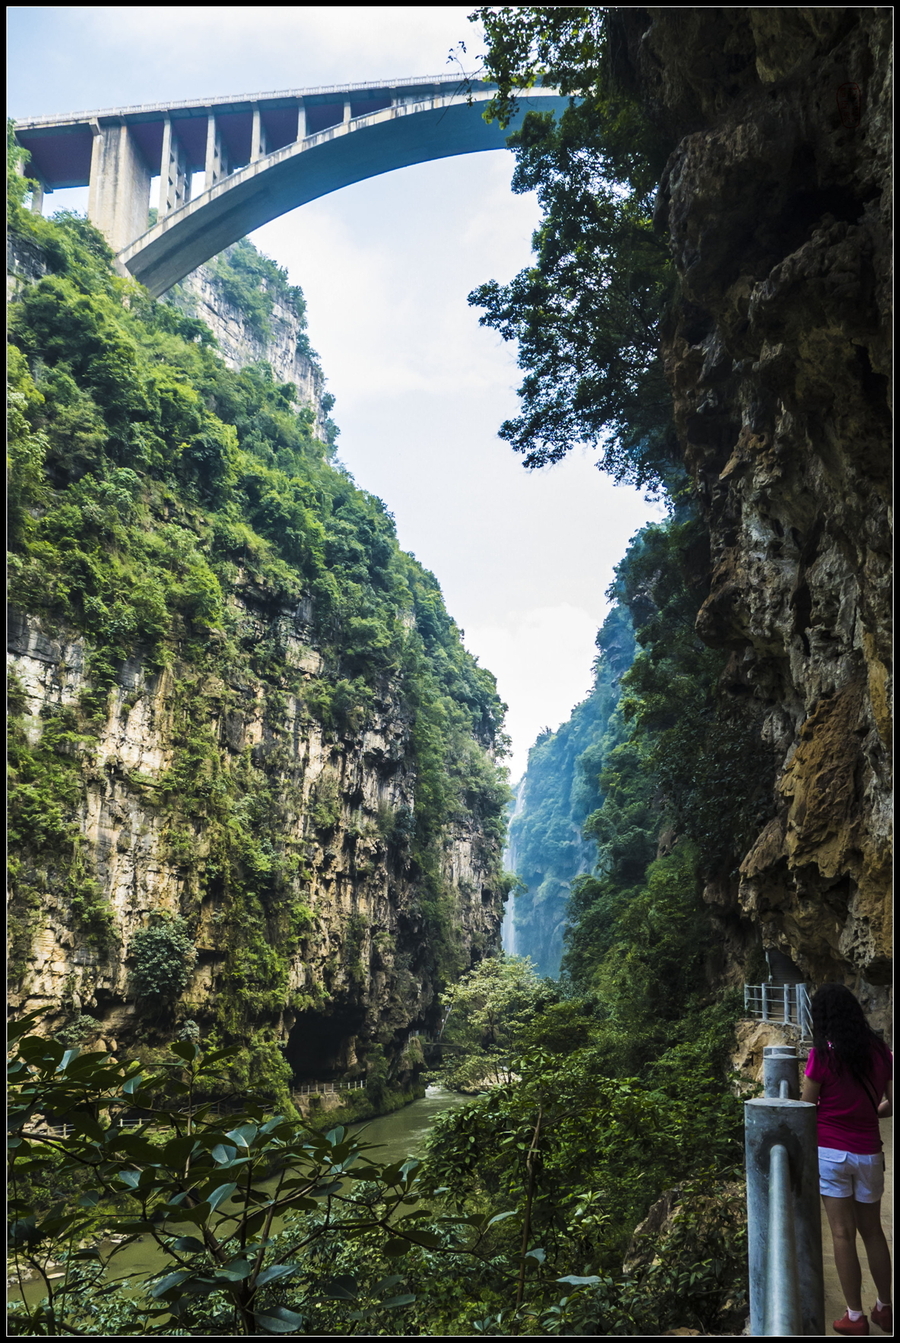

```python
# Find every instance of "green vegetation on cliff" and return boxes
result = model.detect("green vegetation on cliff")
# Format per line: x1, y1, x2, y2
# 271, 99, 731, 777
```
419, 507, 761, 1333
418, 12, 780, 1327
7, 152, 510, 1105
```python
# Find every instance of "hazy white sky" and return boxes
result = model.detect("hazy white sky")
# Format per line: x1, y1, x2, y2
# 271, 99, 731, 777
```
8, 7, 663, 780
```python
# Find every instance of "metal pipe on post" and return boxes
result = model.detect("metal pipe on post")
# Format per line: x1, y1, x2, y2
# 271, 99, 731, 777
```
745, 1096, 824, 1335
767, 1141, 803, 1334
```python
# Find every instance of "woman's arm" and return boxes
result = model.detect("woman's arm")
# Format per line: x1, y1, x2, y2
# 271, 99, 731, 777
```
801, 1078, 821, 1105
878, 1078, 892, 1118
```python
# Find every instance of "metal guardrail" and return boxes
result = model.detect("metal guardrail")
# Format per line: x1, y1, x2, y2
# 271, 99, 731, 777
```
744, 983, 812, 1038
34, 1084, 366, 1133
16, 73, 496, 129
35, 1119, 148, 1137
292, 1080, 365, 1097
745, 1046, 824, 1334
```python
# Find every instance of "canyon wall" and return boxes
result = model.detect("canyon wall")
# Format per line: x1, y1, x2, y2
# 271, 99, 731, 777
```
7, 226, 508, 1100
171, 264, 331, 441
617, 8, 892, 1006
8, 598, 503, 1082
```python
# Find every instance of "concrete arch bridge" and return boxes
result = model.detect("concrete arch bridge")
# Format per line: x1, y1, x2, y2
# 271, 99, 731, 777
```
15, 74, 566, 297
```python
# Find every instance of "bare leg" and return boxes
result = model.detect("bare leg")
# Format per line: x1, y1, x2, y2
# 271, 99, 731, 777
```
824, 1195, 864, 1312
855, 1200, 893, 1305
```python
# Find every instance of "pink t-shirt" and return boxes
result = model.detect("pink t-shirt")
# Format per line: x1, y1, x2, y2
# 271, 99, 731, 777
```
805, 1042, 893, 1154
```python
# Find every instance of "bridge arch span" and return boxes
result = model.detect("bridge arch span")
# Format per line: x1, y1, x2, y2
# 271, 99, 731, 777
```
16, 78, 566, 297
121, 87, 565, 296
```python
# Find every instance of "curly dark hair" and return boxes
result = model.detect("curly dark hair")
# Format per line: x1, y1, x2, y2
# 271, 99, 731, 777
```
810, 982, 888, 1089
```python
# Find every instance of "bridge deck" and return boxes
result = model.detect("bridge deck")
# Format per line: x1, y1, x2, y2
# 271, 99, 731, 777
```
13, 73, 499, 188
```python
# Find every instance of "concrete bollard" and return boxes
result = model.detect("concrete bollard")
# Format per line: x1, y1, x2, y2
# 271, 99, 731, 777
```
763, 1044, 801, 1100
745, 1096, 824, 1335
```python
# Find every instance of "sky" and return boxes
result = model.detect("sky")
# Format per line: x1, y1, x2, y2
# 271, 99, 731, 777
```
8, 7, 664, 781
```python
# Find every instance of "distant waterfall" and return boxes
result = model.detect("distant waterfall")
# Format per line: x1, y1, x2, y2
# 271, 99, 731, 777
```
500, 777, 526, 956
500, 900, 517, 955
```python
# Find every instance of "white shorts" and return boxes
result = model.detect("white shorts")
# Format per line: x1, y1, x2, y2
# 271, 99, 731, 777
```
818, 1147, 885, 1202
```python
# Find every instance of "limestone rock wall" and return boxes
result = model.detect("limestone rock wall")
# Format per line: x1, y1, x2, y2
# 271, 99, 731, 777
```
8, 219, 502, 1090
8, 601, 503, 1075
618, 9, 892, 1001
174, 265, 330, 440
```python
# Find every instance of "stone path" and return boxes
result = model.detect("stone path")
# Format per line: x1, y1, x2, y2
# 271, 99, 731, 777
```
821, 1118, 893, 1334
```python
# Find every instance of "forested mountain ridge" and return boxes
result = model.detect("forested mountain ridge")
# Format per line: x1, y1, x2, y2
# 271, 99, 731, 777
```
7, 183, 511, 1111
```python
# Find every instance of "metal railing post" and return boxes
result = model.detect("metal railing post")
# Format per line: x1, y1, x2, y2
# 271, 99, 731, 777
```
763, 1044, 800, 1100
745, 1096, 824, 1335
797, 985, 812, 1040
767, 1141, 803, 1333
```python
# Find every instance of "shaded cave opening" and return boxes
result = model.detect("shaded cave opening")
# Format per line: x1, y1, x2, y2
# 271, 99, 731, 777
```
284, 999, 367, 1083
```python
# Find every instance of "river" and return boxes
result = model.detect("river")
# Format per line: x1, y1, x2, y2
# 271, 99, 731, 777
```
9, 1085, 470, 1314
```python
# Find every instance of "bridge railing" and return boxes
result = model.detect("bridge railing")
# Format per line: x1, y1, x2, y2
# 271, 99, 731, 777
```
744, 982, 812, 1038
745, 1045, 824, 1334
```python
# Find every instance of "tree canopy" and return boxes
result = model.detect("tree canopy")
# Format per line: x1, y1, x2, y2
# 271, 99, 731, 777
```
467, 7, 681, 494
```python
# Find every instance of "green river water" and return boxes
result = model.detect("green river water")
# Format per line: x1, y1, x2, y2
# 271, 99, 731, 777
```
10, 1085, 470, 1313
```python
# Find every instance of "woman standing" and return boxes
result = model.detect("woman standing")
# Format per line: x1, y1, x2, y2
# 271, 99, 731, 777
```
801, 982, 893, 1336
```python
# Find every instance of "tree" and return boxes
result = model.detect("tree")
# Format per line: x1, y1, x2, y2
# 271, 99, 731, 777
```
439, 955, 555, 1091
8, 117, 39, 220
130, 915, 197, 1013
467, 7, 682, 494
6, 1013, 516, 1336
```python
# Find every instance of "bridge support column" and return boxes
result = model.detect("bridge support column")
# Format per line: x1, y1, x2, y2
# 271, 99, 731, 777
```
343, 99, 352, 124
88, 121, 152, 254
251, 106, 268, 162
205, 114, 229, 189
296, 102, 306, 142
160, 119, 191, 216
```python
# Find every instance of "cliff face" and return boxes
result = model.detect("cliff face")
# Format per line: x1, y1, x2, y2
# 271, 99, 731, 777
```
618, 9, 892, 998
504, 603, 634, 979
7, 223, 508, 1100
8, 597, 501, 1080
171, 264, 331, 441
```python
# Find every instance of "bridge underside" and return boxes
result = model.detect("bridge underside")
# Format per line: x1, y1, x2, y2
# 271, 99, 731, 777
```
15, 80, 566, 297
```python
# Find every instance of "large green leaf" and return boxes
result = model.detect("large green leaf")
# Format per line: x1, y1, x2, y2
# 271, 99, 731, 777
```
252, 1305, 306, 1332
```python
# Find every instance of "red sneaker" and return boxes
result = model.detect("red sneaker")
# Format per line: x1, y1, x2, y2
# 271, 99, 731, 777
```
834, 1313, 870, 1336
871, 1303, 893, 1333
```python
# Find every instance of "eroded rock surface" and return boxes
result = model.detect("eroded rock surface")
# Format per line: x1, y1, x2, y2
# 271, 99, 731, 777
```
619, 8, 892, 996
8, 599, 503, 1079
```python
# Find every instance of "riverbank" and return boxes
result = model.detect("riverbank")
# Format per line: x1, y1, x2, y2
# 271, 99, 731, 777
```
7, 1085, 470, 1313
297, 1079, 427, 1128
